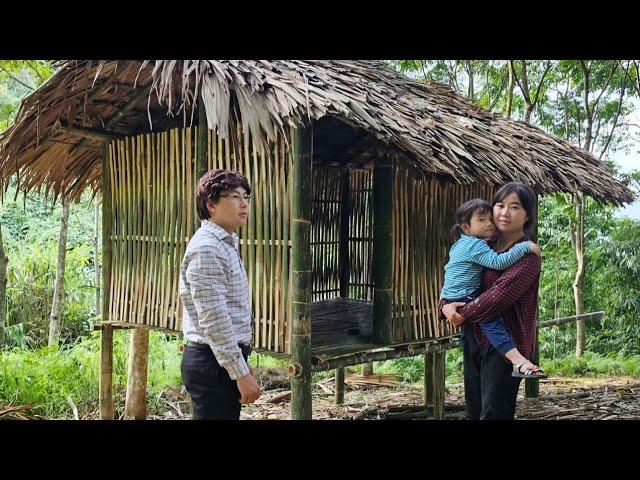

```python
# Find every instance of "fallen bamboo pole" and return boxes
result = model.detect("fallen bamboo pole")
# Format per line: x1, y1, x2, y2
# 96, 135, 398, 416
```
538, 311, 605, 329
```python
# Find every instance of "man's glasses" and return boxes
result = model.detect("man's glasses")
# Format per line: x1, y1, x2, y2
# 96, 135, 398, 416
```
219, 193, 252, 204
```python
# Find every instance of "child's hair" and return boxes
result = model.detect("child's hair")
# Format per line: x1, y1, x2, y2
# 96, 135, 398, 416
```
451, 198, 492, 241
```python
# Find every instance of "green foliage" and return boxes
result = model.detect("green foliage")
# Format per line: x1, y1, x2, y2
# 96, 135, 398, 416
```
0, 330, 183, 418
0, 60, 54, 131
542, 351, 640, 378
1, 186, 99, 348
538, 192, 640, 357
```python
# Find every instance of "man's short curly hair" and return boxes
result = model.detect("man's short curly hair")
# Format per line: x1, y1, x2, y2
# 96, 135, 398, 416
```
196, 169, 251, 221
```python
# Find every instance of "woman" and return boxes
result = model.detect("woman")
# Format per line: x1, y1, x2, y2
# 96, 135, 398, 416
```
441, 182, 542, 420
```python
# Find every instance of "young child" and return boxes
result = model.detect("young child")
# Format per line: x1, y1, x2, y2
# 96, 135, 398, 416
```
441, 198, 547, 378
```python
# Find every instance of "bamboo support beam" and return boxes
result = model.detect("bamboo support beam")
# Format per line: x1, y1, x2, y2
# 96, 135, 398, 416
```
290, 124, 313, 420
99, 324, 114, 420
372, 154, 393, 343
34, 61, 131, 152
124, 326, 149, 420
339, 168, 350, 297
423, 352, 434, 407
58, 120, 121, 141
335, 367, 345, 405
100, 143, 114, 419
69, 81, 153, 154
311, 339, 456, 372
197, 95, 208, 179
431, 350, 446, 419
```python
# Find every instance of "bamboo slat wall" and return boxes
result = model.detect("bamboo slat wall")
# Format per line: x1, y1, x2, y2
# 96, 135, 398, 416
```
311, 167, 342, 301
390, 159, 494, 344
108, 129, 195, 331
348, 169, 374, 301
309, 167, 373, 302
107, 126, 294, 353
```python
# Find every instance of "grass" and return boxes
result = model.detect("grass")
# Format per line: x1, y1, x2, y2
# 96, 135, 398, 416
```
2, 337, 639, 419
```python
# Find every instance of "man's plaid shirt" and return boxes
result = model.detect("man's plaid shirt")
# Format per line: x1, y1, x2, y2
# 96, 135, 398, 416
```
179, 220, 252, 380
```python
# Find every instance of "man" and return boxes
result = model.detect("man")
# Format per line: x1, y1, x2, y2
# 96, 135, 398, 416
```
179, 168, 261, 420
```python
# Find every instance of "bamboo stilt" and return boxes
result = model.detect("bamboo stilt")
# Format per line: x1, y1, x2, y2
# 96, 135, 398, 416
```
100, 141, 114, 420
124, 326, 149, 420
335, 367, 345, 405
290, 124, 312, 420
100, 324, 114, 420
432, 350, 446, 420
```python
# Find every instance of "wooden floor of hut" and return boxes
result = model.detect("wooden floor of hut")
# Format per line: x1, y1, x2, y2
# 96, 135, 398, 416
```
311, 298, 377, 358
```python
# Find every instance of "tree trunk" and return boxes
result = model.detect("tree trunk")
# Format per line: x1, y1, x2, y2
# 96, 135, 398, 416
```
48, 196, 70, 346
0, 225, 8, 347
361, 362, 374, 376
506, 61, 515, 118
574, 63, 592, 358
94, 203, 100, 323
573, 192, 586, 357
124, 327, 149, 420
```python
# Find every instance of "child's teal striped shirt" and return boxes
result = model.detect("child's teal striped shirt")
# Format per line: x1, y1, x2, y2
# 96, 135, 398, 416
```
440, 234, 531, 300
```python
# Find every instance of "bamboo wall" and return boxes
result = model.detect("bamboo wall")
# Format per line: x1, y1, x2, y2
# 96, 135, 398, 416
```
106, 126, 294, 353
348, 169, 374, 301
311, 167, 342, 301
389, 159, 494, 344
310, 167, 373, 302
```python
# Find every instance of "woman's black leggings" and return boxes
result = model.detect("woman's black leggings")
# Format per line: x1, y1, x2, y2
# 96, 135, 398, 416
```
460, 325, 522, 420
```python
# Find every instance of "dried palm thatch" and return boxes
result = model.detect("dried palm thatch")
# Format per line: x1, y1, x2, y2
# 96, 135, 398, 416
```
0, 60, 633, 204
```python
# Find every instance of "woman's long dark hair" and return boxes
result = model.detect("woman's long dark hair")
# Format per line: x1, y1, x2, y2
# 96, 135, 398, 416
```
451, 198, 492, 241
492, 182, 537, 237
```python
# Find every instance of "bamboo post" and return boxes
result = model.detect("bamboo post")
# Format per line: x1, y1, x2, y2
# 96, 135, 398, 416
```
361, 363, 374, 375
335, 367, 345, 405
100, 324, 114, 419
197, 95, 208, 180
526, 196, 540, 399
290, 124, 313, 420
124, 326, 149, 420
100, 142, 114, 420
373, 154, 393, 343
423, 352, 434, 407
432, 350, 446, 420
339, 168, 350, 298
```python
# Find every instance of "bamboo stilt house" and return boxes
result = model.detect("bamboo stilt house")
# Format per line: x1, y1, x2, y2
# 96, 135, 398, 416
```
0, 60, 633, 419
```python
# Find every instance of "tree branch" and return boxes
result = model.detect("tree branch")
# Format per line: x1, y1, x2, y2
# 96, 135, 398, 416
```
510, 60, 528, 101
591, 61, 618, 119
598, 64, 628, 160
0, 64, 34, 91
580, 60, 591, 120
531, 60, 553, 110
25, 61, 45, 83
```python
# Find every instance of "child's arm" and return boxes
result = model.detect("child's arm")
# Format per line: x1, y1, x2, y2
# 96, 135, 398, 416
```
467, 239, 539, 271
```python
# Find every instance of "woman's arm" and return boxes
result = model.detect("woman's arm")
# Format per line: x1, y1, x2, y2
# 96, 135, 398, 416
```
457, 253, 541, 324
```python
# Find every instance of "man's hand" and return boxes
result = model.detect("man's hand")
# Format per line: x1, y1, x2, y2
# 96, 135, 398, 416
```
442, 302, 466, 327
237, 373, 262, 404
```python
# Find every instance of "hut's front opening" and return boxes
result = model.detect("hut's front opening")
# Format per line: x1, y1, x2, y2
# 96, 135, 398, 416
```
308, 118, 375, 355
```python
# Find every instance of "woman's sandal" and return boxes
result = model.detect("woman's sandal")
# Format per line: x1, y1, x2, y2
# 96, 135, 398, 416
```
512, 361, 548, 379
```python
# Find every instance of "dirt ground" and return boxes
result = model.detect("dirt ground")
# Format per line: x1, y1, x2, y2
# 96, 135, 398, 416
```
148, 369, 640, 420
2, 369, 638, 420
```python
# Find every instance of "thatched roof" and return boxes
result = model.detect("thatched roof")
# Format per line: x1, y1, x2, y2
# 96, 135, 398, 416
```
0, 60, 633, 204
